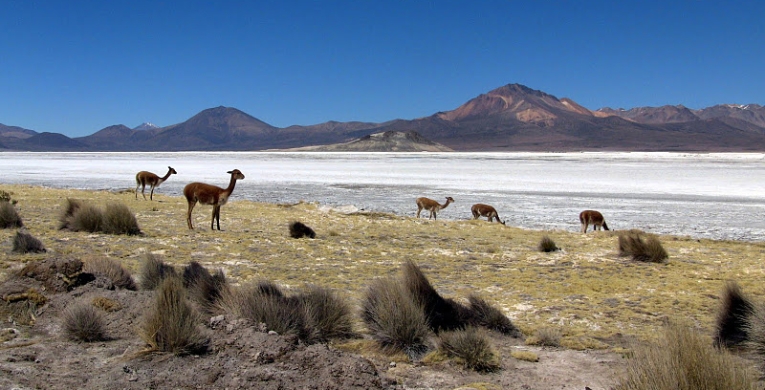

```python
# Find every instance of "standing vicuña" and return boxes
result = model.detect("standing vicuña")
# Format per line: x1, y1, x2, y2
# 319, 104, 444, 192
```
471, 203, 505, 225
415, 196, 455, 220
184, 169, 245, 230
135, 166, 177, 200
579, 210, 609, 233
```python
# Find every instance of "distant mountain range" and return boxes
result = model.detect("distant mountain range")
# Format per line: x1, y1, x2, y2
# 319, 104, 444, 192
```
2, 83, 765, 152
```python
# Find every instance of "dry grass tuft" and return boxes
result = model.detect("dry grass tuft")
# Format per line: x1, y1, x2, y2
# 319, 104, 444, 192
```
744, 304, 765, 359
437, 327, 501, 372
361, 277, 431, 360
618, 232, 668, 263
84, 257, 137, 290
537, 235, 559, 252
510, 350, 539, 362
139, 254, 178, 291
68, 202, 104, 233
183, 261, 228, 315
467, 295, 522, 338
139, 277, 209, 355
102, 202, 142, 235
525, 327, 562, 347
61, 302, 107, 342
58, 198, 83, 230
12, 230, 45, 254
228, 282, 308, 338
402, 260, 471, 332
91, 296, 122, 312
0, 200, 23, 228
615, 322, 757, 390
296, 284, 356, 342
714, 281, 754, 349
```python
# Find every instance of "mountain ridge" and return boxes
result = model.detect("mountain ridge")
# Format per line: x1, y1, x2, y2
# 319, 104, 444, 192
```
2, 84, 765, 152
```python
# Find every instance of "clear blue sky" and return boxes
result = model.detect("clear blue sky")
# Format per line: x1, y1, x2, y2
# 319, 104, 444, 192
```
2, 1, 763, 137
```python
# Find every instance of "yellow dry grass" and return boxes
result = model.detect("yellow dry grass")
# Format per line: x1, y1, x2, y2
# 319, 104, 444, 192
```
2, 184, 765, 350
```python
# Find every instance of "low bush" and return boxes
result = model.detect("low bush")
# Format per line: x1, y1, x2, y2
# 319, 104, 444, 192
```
618, 232, 668, 263
84, 257, 137, 290
61, 302, 107, 342
537, 235, 559, 252
12, 230, 45, 254
467, 295, 522, 337
616, 322, 757, 390
102, 202, 142, 235
437, 327, 501, 372
714, 282, 754, 349
58, 198, 83, 230
296, 284, 355, 342
139, 277, 209, 355
68, 203, 104, 233
139, 254, 178, 291
289, 221, 316, 238
361, 277, 430, 360
0, 201, 23, 229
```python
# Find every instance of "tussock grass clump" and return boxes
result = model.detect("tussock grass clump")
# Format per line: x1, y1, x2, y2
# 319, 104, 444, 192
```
0, 190, 14, 204
61, 302, 107, 342
296, 284, 356, 342
616, 322, 757, 390
289, 221, 316, 238
525, 327, 562, 347
183, 261, 228, 315
12, 230, 45, 253
229, 282, 308, 338
139, 277, 209, 355
84, 257, 137, 290
102, 202, 142, 235
537, 235, 559, 252
467, 295, 522, 338
437, 327, 501, 372
0, 200, 23, 228
361, 277, 431, 360
402, 260, 471, 332
58, 199, 141, 235
744, 304, 765, 358
618, 232, 668, 263
714, 282, 754, 349
139, 254, 178, 291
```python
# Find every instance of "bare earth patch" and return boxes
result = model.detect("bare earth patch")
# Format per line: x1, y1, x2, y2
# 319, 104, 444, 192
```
1, 184, 765, 389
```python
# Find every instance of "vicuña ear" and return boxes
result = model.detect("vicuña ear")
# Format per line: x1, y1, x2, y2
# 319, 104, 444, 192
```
227, 170, 233, 174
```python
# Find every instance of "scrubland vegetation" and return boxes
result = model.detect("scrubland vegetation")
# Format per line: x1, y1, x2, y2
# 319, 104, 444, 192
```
2, 184, 765, 389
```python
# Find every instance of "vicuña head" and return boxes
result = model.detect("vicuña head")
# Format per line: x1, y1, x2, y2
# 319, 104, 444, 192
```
183, 169, 245, 230
471, 203, 505, 225
579, 209, 609, 233
415, 196, 455, 220
135, 166, 177, 201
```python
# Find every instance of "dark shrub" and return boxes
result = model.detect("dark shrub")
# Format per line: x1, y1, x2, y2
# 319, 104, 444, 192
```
61, 302, 107, 342
296, 285, 355, 342
102, 202, 141, 235
438, 327, 501, 372
402, 260, 471, 332
0, 201, 23, 229
537, 235, 559, 252
139, 254, 177, 290
467, 295, 522, 337
12, 231, 45, 254
83, 257, 137, 290
714, 282, 754, 349
361, 277, 430, 360
139, 277, 209, 355
289, 221, 316, 239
